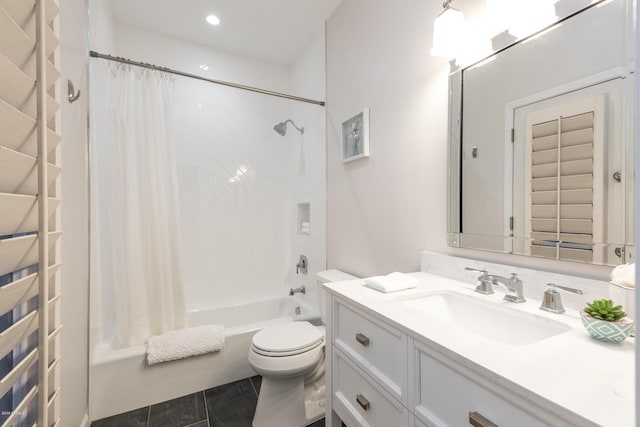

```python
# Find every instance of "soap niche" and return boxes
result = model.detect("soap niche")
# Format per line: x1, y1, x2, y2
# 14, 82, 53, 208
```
297, 203, 310, 235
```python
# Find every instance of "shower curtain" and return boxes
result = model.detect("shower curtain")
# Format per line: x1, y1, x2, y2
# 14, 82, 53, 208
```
91, 63, 186, 347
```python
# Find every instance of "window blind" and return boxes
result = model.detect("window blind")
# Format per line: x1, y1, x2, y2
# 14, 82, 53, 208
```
0, 0, 61, 426
529, 111, 597, 262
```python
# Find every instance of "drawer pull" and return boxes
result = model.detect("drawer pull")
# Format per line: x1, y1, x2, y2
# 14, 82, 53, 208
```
469, 411, 497, 427
356, 394, 370, 411
355, 333, 370, 347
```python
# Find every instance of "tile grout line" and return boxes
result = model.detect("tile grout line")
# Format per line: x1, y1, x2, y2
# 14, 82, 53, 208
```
249, 377, 259, 397
146, 406, 151, 427
202, 390, 211, 427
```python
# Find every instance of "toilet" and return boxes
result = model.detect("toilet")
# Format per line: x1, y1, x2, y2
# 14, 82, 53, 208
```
249, 269, 358, 427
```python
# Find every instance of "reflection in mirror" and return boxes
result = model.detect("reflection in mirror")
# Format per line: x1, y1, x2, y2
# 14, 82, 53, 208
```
447, 0, 635, 266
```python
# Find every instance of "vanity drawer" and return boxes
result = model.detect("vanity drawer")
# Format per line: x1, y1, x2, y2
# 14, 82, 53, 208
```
333, 348, 409, 427
333, 299, 407, 403
411, 340, 581, 427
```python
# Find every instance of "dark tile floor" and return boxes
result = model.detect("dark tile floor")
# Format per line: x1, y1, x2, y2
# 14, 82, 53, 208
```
90, 376, 326, 427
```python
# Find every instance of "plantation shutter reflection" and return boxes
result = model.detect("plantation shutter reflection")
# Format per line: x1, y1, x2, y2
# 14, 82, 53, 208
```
0, 0, 62, 426
529, 111, 599, 262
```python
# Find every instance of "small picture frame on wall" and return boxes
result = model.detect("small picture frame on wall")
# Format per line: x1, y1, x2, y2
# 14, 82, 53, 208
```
341, 108, 370, 163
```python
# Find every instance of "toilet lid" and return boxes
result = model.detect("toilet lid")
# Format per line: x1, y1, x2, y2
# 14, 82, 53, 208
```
252, 322, 324, 356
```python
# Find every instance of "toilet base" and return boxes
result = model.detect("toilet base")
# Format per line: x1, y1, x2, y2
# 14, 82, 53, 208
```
252, 373, 325, 427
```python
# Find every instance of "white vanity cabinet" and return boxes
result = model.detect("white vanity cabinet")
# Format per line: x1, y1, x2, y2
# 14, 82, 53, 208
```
326, 293, 597, 427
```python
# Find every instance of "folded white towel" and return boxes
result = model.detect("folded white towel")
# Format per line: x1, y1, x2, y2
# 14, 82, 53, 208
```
610, 263, 636, 289
147, 325, 225, 365
364, 272, 418, 293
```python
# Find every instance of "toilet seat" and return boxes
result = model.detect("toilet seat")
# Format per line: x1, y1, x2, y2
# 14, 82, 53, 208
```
251, 321, 324, 357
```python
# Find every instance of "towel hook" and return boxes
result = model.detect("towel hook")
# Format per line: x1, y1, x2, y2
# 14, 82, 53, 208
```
67, 80, 81, 103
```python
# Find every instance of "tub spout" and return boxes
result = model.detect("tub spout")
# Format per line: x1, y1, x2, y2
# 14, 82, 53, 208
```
289, 286, 306, 296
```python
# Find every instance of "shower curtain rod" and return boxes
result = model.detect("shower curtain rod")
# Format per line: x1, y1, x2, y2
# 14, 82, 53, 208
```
89, 50, 326, 107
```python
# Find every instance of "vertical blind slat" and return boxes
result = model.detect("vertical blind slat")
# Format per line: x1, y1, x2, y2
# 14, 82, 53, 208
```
35, 0, 50, 424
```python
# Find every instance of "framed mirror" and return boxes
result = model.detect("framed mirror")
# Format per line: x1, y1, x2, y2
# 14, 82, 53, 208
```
447, 0, 635, 266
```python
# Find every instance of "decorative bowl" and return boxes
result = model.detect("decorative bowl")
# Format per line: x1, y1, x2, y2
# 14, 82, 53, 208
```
580, 310, 634, 343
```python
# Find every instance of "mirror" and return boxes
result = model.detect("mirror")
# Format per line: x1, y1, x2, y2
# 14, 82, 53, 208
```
448, 0, 635, 266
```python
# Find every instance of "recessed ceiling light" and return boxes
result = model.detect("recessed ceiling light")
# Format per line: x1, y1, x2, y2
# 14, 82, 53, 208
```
206, 15, 220, 26
199, 64, 209, 70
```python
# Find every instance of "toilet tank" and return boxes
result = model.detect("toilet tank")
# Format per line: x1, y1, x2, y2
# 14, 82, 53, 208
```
316, 269, 358, 324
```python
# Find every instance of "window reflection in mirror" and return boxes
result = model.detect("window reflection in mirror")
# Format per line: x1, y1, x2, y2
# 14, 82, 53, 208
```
447, 0, 635, 266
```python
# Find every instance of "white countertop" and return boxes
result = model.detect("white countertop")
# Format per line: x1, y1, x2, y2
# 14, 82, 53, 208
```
324, 272, 635, 427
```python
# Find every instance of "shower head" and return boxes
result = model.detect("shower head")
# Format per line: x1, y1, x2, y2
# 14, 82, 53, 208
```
274, 122, 288, 136
274, 119, 304, 136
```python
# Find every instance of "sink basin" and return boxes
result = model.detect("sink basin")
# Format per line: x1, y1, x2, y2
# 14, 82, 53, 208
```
401, 291, 571, 346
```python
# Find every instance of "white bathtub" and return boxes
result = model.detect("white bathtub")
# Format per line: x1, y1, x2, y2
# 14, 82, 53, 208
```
90, 297, 319, 421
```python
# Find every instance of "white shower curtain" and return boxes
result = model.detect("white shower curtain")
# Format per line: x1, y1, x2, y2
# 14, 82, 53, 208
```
91, 63, 186, 347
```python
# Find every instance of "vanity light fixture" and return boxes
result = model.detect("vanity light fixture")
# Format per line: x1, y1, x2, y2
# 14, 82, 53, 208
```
206, 14, 221, 26
430, 0, 464, 58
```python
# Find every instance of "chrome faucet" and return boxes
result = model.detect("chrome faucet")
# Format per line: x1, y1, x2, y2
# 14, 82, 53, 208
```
493, 273, 526, 303
289, 285, 306, 296
540, 283, 583, 313
465, 267, 494, 294
465, 267, 526, 303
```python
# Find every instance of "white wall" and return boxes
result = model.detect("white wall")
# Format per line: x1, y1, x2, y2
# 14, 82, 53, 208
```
59, 0, 90, 425
326, 0, 615, 280
87, 0, 115, 53
287, 32, 328, 313
87, 0, 115, 352
326, 0, 451, 277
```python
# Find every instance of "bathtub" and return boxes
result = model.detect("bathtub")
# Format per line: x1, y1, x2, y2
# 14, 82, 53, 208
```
90, 296, 319, 421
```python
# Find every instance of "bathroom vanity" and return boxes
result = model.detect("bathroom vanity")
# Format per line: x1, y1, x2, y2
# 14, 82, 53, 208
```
322, 255, 634, 427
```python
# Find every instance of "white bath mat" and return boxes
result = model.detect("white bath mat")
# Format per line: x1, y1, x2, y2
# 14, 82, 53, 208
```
147, 325, 225, 365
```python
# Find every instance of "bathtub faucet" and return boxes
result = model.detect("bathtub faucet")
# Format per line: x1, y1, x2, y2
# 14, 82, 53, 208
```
296, 255, 308, 274
289, 285, 306, 296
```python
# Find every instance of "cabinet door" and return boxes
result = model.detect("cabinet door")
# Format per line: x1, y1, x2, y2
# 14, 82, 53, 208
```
333, 348, 409, 427
333, 299, 407, 404
410, 340, 585, 427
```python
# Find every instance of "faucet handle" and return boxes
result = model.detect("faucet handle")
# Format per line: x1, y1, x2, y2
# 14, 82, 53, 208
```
466, 267, 495, 295
548, 283, 583, 295
296, 255, 308, 274
540, 283, 583, 314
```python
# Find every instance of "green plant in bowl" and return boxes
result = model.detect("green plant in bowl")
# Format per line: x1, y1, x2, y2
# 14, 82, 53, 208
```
581, 299, 633, 343
584, 299, 626, 321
